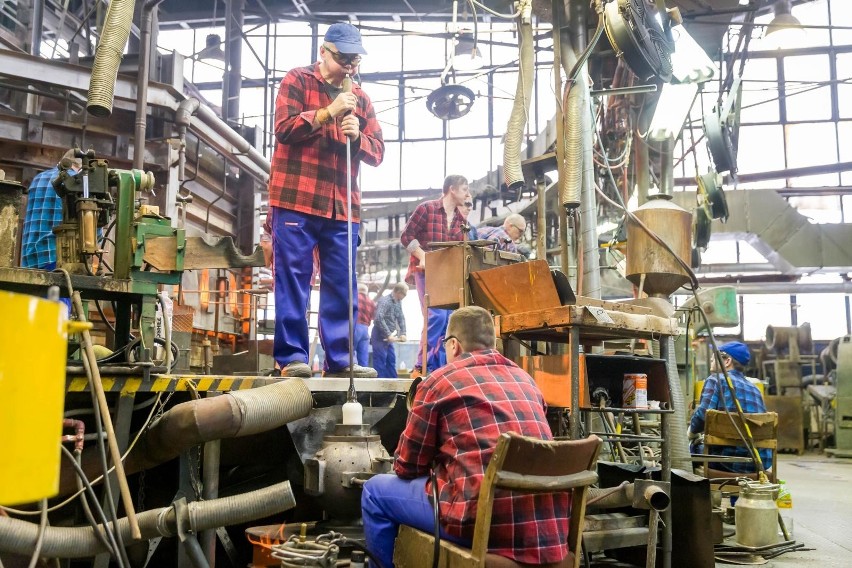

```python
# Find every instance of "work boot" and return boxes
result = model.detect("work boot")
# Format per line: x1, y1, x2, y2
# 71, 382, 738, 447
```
324, 364, 378, 378
280, 361, 312, 378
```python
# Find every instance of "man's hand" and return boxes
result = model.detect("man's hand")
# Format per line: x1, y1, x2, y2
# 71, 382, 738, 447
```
341, 114, 360, 141
328, 91, 357, 118
414, 248, 426, 269
397, 335, 407, 342
687, 427, 699, 441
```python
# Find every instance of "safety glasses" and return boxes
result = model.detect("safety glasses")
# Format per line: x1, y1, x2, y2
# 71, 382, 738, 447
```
323, 44, 362, 66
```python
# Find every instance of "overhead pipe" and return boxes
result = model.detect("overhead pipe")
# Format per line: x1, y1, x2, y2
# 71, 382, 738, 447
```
87, 0, 135, 117
134, 0, 168, 170
502, 0, 534, 191
0, 481, 296, 558
176, 98, 202, 182
58, 379, 313, 494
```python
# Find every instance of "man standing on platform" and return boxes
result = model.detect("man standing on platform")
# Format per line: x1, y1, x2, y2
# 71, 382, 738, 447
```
399, 175, 471, 376
268, 22, 384, 378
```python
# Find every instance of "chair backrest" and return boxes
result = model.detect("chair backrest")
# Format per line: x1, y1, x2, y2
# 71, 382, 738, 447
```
704, 410, 778, 449
470, 434, 602, 565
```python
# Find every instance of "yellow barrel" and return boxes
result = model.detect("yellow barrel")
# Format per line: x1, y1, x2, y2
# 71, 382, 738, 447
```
0, 291, 70, 505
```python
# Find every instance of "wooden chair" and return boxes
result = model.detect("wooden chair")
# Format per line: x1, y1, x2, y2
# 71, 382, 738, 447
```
394, 434, 602, 568
697, 410, 778, 483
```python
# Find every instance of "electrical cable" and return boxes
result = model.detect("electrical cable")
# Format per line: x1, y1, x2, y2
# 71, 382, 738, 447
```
26, 499, 47, 568
593, 118, 766, 478
60, 445, 125, 566
430, 466, 441, 568
1, 392, 164, 517
74, 450, 118, 557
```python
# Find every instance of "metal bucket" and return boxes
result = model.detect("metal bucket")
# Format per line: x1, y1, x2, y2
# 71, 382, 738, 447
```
735, 480, 780, 547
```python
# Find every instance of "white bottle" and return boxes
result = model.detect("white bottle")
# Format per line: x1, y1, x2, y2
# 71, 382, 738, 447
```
399, 360, 407, 373
342, 401, 363, 425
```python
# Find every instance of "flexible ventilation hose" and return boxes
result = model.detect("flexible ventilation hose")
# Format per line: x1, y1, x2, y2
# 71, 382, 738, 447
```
664, 336, 691, 469
87, 0, 135, 117
0, 482, 296, 558
502, 2, 534, 191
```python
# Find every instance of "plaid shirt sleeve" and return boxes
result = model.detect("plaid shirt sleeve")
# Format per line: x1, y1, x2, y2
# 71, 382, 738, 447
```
21, 167, 63, 269
690, 375, 720, 433
400, 199, 466, 282
268, 64, 384, 223
357, 293, 375, 325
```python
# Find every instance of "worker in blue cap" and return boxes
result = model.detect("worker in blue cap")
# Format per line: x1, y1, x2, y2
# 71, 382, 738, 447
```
688, 341, 771, 473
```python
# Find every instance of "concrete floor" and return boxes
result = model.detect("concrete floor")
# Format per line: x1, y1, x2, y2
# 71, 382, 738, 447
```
717, 453, 852, 567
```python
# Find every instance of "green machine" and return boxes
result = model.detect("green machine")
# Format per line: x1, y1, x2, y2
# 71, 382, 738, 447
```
827, 335, 852, 457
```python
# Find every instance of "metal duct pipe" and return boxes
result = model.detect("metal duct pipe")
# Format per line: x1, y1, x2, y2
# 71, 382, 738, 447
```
0, 481, 295, 558
58, 379, 312, 494
562, 0, 601, 298
503, 1, 534, 191
589, 483, 671, 511
663, 336, 691, 470
659, 138, 674, 196
29, 0, 44, 57
124, 379, 313, 472
197, 103, 271, 176
134, 0, 167, 170
685, 281, 852, 295
176, 98, 202, 181
87, 0, 136, 117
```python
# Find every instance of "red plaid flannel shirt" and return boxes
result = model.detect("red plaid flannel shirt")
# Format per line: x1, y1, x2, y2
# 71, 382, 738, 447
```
357, 291, 376, 325
394, 350, 570, 565
399, 198, 465, 283
268, 63, 384, 223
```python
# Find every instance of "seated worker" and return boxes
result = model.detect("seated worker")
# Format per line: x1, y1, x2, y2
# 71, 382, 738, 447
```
369, 282, 408, 378
362, 306, 569, 568
688, 341, 771, 473
476, 212, 526, 253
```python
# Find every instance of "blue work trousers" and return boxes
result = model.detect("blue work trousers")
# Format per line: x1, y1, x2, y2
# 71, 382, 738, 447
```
413, 271, 449, 373
370, 328, 397, 378
271, 207, 358, 372
362, 474, 471, 568
355, 323, 370, 367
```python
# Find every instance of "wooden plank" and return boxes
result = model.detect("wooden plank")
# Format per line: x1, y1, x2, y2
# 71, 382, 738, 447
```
496, 305, 678, 338
394, 525, 480, 568
143, 236, 265, 271
576, 296, 653, 315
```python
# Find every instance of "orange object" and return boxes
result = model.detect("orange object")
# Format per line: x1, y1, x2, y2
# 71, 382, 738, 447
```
623, 373, 648, 408
518, 353, 588, 408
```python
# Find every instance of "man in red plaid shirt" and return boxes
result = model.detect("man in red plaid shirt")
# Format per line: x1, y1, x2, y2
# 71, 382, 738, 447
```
362, 306, 570, 567
268, 22, 384, 378
399, 175, 471, 375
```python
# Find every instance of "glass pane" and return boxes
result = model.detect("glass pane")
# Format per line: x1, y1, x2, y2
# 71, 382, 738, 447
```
404, 78, 447, 140
740, 57, 780, 124
785, 122, 838, 187
788, 195, 843, 223
831, 0, 852, 46
737, 125, 786, 174
783, 55, 832, 122
836, 54, 852, 119
361, 141, 400, 194
791, 0, 831, 48
844, 195, 852, 222
363, 81, 401, 141
360, 27, 402, 74
403, 23, 449, 70
742, 295, 792, 341
796, 293, 849, 340
446, 138, 492, 185
272, 22, 315, 75
401, 141, 445, 189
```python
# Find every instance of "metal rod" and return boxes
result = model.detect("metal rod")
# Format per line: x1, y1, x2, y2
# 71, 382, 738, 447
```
345, 74, 356, 400
590, 84, 658, 97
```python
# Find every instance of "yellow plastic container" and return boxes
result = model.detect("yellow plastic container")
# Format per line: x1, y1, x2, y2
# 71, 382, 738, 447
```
0, 290, 70, 505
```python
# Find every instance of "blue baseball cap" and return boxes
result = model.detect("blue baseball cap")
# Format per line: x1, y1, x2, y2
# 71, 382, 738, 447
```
324, 23, 367, 55
719, 341, 750, 366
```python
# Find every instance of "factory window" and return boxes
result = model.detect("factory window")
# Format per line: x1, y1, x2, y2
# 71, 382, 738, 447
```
736, 125, 786, 178
787, 195, 844, 224
740, 57, 780, 124
834, 54, 852, 119
362, 26, 403, 74
783, 55, 833, 122
360, 142, 401, 195
401, 140, 446, 189
785, 122, 839, 188
796, 292, 849, 340
742, 295, 792, 341
366, 81, 402, 141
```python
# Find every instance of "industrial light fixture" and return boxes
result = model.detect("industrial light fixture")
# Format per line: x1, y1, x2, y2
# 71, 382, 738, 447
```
452, 30, 484, 71
669, 21, 715, 83
647, 82, 699, 141
196, 33, 225, 61
764, 0, 806, 50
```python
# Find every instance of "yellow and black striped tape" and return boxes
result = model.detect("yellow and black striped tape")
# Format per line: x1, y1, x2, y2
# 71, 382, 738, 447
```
66, 375, 278, 394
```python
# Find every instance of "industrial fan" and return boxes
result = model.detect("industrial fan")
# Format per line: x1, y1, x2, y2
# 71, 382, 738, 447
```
696, 170, 729, 222
704, 76, 741, 174
604, 0, 673, 82
426, 84, 476, 120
